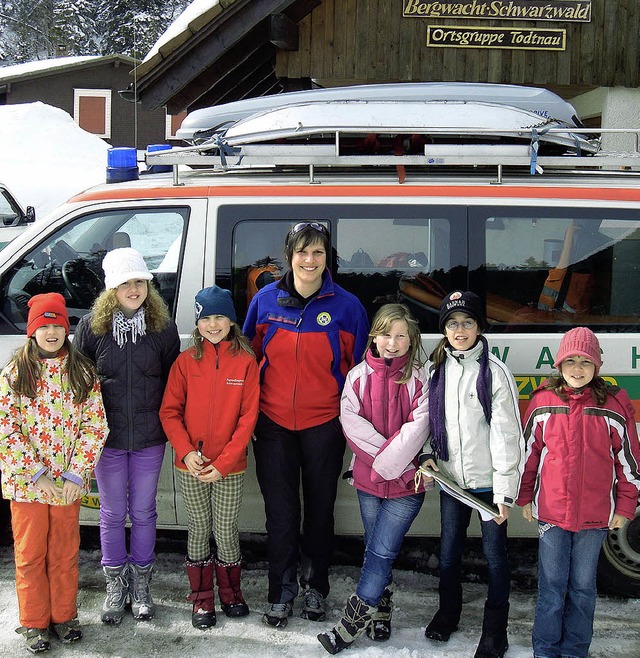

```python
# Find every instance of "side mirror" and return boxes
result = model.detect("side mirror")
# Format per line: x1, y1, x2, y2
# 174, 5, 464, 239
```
25, 206, 36, 223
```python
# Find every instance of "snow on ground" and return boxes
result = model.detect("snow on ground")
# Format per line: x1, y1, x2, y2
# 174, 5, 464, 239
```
0, 102, 109, 218
0, 538, 638, 658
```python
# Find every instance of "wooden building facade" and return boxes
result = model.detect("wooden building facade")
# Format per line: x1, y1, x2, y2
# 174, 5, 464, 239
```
278, 0, 639, 94
129, 0, 639, 137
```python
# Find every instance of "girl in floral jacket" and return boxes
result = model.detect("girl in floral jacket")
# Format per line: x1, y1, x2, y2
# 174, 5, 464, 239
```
0, 293, 108, 654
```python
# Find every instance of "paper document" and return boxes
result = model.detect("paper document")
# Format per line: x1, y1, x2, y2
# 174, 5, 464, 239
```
420, 467, 500, 522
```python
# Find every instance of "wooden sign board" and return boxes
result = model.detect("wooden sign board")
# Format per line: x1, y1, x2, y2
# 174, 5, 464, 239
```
404, 0, 591, 23
427, 25, 567, 50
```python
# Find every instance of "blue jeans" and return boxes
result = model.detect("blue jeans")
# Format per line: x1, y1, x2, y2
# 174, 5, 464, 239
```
533, 523, 608, 658
355, 490, 425, 606
95, 444, 165, 567
438, 489, 511, 620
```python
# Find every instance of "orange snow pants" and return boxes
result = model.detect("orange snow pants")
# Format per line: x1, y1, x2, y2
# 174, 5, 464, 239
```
10, 500, 81, 628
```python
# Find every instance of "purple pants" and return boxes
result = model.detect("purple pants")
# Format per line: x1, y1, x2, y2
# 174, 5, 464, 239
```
94, 444, 165, 567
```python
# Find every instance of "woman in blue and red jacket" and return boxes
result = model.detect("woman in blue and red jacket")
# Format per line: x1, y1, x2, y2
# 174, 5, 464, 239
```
243, 222, 369, 628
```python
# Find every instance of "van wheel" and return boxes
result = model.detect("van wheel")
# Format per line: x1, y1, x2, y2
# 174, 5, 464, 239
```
597, 505, 640, 598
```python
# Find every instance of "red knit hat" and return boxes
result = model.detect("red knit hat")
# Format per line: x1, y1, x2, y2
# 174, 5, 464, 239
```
553, 327, 602, 376
27, 293, 70, 337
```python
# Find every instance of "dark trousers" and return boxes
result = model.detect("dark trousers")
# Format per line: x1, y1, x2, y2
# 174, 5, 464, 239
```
438, 489, 511, 623
253, 412, 345, 604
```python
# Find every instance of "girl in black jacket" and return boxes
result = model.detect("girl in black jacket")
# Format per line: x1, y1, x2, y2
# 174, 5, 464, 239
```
74, 247, 180, 625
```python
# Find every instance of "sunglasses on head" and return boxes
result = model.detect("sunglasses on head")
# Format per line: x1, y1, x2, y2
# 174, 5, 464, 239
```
288, 222, 329, 238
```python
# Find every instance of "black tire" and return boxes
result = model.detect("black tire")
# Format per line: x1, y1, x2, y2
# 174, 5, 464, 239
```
597, 504, 640, 598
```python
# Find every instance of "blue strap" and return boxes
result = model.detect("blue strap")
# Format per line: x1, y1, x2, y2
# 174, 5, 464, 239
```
572, 133, 582, 156
213, 134, 243, 169
530, 128, 539, 175
529, 124, 553, 174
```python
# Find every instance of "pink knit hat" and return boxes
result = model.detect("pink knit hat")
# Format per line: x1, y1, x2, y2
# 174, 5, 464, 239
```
554, 327, 602, 376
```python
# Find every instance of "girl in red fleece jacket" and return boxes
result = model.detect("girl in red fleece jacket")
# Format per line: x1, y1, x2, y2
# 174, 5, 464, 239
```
160, 286, 259, 630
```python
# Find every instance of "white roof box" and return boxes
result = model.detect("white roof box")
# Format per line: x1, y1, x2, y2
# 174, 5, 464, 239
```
220, 100, 597, 154
177, 82, 584, 143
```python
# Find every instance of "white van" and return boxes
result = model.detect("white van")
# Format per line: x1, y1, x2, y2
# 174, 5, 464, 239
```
0, 93, 638, 596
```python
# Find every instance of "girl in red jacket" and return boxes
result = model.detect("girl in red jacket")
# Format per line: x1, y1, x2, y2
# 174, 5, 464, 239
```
517, 327, 640, 658
160, 286, 259, 630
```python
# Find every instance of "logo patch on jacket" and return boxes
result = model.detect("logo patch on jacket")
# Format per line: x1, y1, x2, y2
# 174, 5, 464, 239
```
226, 378, 245, 386
316, 312, 331, 326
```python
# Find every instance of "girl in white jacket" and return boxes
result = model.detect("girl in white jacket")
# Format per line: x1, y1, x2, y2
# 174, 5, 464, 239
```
421, 291, 523, 658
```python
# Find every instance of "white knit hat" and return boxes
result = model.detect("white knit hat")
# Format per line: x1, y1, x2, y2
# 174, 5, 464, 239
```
102, 247, 153, 289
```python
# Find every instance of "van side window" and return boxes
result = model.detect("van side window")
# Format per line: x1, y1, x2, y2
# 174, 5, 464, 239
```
0, 207, 187, 332
336, 216, 455, 333
230, 220, 288, 316
218, 206, 465, 333
471, 209, 640, 330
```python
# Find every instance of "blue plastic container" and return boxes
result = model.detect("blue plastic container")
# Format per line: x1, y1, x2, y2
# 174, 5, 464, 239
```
106, 147, 139, 183
146, 144, 173, 173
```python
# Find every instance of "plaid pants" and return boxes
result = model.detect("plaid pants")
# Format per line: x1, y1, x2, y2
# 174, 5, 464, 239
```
177, 469, 244, 563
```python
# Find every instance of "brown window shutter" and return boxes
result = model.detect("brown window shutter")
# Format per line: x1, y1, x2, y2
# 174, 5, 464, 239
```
78, 95, 107, 134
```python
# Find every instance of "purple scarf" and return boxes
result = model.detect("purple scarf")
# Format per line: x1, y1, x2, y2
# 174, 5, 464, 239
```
428, 335, 492, 461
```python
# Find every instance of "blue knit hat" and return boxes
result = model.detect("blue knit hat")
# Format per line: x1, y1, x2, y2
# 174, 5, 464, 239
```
195, 286, 236, 323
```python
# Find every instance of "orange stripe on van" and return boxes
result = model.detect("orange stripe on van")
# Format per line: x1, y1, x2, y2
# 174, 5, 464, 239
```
71, 185, 640, 203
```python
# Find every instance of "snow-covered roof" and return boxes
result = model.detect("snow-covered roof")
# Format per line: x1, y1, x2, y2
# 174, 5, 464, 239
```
136, 0, 238, 78
143, 0, 222, 64
0, 55, 135, 82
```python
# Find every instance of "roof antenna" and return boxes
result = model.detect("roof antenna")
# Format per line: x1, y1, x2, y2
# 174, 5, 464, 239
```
132, 15, 139, 150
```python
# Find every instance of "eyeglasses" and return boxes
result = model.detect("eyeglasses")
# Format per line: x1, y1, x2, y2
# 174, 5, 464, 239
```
445, 319, 477, 331
288, 222, 329, 238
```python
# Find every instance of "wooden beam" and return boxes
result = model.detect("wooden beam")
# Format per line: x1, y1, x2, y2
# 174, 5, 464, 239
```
284, 0, 322, 22
138, 0, 299, 110
220, 61, 278, 102
165, 23, 271, 113
270, 14, 298, 50
188, 42, 276, 111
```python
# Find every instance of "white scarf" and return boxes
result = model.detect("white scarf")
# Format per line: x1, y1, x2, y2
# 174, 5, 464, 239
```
112, 307, 146, 348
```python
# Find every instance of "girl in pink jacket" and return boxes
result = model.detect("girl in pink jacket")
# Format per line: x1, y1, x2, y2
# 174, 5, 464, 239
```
318, 303, 430, 654
517, 327, 640, 658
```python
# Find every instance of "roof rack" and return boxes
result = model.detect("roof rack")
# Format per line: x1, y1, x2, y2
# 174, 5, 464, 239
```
147, 126, 640, 186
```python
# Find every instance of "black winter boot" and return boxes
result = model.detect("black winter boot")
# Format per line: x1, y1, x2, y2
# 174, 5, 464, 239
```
186, 556, 217, 629
474, 602, 509, 658
425, 582, 462, 642
366, 588, 392, 641
317, 594, 376, 654
215, 558, 249, 617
